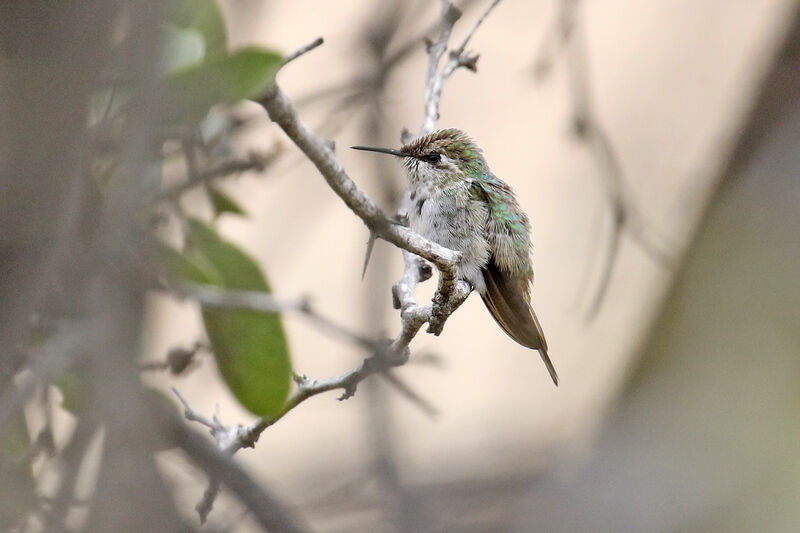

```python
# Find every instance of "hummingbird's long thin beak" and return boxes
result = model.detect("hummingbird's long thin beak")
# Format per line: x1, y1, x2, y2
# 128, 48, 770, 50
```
350, 145, 407, 157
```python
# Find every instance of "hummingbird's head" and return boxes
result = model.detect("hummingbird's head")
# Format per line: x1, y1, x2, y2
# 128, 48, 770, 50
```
352, 128, 488, 187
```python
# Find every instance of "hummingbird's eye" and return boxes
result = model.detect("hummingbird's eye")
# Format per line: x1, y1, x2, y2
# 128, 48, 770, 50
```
424, 152, 441, 164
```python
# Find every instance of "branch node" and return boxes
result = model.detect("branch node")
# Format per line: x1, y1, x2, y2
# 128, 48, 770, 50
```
460, 53, 480, 72
337, 384, 358, 401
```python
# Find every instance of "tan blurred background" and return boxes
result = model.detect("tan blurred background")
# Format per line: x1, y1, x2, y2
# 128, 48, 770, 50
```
142, 0, 800, 531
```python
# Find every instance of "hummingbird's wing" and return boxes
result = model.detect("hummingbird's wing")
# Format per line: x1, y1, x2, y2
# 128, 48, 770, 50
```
481, 260, 559, 386
470, 177, 559, 386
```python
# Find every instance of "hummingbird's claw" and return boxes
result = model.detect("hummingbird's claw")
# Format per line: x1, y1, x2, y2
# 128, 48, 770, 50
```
391, 213, 409, 226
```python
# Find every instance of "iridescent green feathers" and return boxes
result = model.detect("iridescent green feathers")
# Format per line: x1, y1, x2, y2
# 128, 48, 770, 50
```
469, 178, 534, 285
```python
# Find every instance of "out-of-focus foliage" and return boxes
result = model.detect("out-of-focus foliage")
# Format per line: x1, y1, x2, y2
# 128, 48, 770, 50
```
163, 47, 282, 123
156, 1, 287, 416
167, 0, 228, 62
159, 0, 279, 122
0, 413, 35, 529
208, 185, 249, 218
84, 0, 290, 417
55, 372, 85, 414
165, 221, 292, 417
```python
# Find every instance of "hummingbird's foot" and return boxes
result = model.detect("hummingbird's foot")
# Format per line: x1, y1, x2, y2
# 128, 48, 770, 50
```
390, 212, 409, 226
427, 280, 472, 336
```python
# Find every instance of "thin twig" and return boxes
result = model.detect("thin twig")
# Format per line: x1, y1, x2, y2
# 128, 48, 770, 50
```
282, 37, 324, 66
380, 371, 439, 418
421, 1, 462, 135
180, 344, 415, 520
165, 409, 312, 532
421, 0, 503, 135
156, 149, 280, 202
453, 0, 502, 55
175, 282, 378, 350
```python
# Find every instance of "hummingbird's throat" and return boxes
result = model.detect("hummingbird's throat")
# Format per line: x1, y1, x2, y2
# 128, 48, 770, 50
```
403, 156, 462, 190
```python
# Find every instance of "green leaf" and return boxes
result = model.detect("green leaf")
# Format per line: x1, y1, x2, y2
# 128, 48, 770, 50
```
168, 0, 227, 60
165, 47, 282, 122
176, 220, 291, 416
208, 186, 248, 218
161, 25, 206, 74
161, 243, 222, 286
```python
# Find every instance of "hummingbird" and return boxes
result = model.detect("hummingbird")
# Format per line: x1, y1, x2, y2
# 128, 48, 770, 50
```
352, 128, 558, 385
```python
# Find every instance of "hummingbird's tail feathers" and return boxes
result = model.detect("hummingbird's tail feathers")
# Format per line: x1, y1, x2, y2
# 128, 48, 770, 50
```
537, 348, 559, 387
481, 261, 559, 386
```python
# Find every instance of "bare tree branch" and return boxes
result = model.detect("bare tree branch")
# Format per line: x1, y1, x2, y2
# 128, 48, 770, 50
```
258, 85, 461, 263
175, 343, 415, 521
174, 278, 464, 519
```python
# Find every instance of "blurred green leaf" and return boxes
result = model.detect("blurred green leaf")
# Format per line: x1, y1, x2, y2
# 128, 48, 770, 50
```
171, 220, 291, 416
168, 0, 228, 60
165, 47, 282, 123
55, 372, 85, 414
161, 242, 222, 286
208, 186, 248, 218
161, 25, 206, 74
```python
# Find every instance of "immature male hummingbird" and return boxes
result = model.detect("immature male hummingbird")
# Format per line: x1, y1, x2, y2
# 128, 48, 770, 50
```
352, 128, 558, 385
